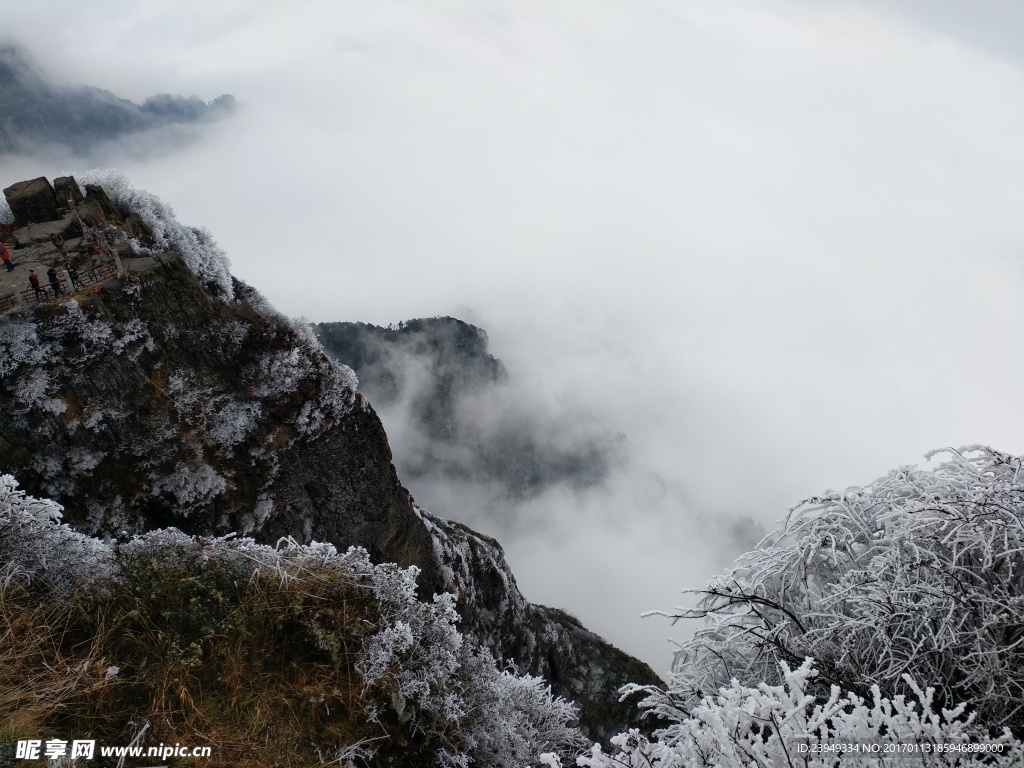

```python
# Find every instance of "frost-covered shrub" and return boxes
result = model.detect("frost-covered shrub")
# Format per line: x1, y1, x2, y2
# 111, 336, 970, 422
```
78, 169, 234, 298
2, 300, 120, 378
111, 318, 150, 356
647, 446, 1024, 737
0, 475, 113, 589
208, 400, 263, 448
454, 651, 585, 768
12, 367, 66, 414
235, 282, 358, 434
218, 318, 249, 349
46, 299, 116, 360
294, 360, 357, 436
238, 494, 275, 536
150, 462, 227, 510
357, 560, 583, 765
243, 335, 357, 436
360, 563, 465, 724
580, 660, 1019, 768
163, 373, 264, 455
0, 314, 54, 378
0, 196, 13, 224
249, 347, 313, 399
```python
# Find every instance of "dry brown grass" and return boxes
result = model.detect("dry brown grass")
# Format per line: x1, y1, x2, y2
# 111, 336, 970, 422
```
0, 565, 112, 743
0, 549, 418, 767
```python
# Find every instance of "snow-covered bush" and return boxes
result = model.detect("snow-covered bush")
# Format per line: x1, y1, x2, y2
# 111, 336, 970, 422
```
0, 475, 113, 589
651, 447, 1024, 736
0, 195, 13, 225
356, 559, 583, 766
1, 300, 127, 386
149, 462, 227, 510
359, 563, 466, 724
237, 282, 358, 436
12, 367, 65, 414
45, 299, 116, 361
249, 347, 313, 399
208, 400, 263, 448
111, 317, 150, 357
293, 359, 358, 436
454, 650, 585, 768
78, 169, 234, 298
580, 660, 1019, 767
0, 314, 54, 378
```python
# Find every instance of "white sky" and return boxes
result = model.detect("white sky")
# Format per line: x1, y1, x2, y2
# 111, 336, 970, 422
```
3, 0, 1023, 676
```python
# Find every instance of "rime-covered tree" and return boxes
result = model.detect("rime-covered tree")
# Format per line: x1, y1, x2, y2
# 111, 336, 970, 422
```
576, 446, 1024, 767
645, 446, 1024, 735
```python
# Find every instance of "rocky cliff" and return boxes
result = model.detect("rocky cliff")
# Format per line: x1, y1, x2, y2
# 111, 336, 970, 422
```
315, 318, 623, 505
0, 174, 661, 742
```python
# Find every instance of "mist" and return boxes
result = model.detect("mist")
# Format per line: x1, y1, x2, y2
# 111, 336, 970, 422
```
2, 0, 1023, 675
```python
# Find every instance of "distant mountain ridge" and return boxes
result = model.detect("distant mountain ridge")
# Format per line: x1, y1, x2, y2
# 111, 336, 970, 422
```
0, 42, 235, 156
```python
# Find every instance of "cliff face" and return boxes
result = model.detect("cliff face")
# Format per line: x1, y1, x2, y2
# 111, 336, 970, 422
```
315, 318, 623, 504
0, 175, 660, 742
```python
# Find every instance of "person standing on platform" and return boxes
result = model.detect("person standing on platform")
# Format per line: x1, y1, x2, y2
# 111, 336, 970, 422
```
46, 267, 64, 296
28, 270, 43, 299
65, 261, 81, 290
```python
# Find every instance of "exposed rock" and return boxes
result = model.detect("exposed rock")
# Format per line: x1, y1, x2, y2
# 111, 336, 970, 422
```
54, 176, 85, 211
83, 184, 125, 225
125, 211, 155, 246
3, 176, 59, 224
74, 197, 110, 229
5, 217, 81, 248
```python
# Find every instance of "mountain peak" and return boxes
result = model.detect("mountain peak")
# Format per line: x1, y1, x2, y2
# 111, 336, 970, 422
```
0, 173, 661, 744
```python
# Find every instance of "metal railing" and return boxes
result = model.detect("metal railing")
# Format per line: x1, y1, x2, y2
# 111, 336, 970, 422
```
14, 260, 119, 307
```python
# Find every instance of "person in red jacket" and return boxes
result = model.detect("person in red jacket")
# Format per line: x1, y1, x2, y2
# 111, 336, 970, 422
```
0, 241, 13, 272
28, 269, 43, 299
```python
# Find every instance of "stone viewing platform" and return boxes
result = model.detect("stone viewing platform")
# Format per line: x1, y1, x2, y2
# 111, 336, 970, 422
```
0, 175, 156, 310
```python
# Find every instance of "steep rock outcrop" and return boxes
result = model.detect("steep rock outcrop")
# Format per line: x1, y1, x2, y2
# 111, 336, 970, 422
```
3, 176, 59, 224
0, 175, 661, 741
53, 176, 85, 210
